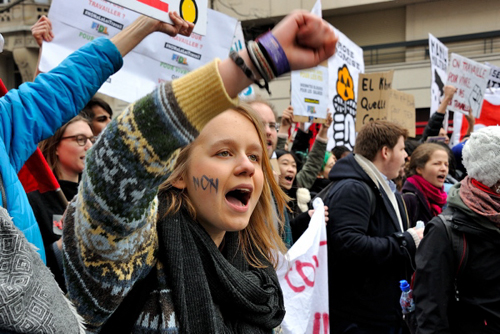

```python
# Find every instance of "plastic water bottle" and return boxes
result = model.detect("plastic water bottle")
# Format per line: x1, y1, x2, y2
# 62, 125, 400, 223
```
415, 220, 425, 229
399, 280, 415, 314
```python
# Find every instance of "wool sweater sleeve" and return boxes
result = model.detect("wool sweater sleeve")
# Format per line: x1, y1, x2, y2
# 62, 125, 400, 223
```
62, 59, 237, 330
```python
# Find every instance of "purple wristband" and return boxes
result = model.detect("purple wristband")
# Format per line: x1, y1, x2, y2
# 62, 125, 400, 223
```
258, 32, 290, 77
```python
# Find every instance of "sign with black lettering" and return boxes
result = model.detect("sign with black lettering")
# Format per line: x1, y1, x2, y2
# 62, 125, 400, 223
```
446, 53, 490, 118
356, 71, 415, 137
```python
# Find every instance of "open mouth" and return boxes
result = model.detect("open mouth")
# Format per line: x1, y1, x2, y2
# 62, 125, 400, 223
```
284, 175, 294, 183
437, 175, 446, 182
225, 188, 252, 208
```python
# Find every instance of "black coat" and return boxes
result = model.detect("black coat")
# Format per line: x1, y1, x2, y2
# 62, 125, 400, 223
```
414, 206, 500, 334
326, 154, 416, 327
401, 181, 434, 227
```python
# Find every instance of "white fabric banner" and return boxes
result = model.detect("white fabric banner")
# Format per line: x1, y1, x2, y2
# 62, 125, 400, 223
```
277, 198, 329, 334
40, 0, 237, 103
327, 28, 364, 151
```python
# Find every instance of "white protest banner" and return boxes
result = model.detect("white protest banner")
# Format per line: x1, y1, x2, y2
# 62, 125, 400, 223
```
290, 0, 328, 123
40, 0, 236, 103
428, 34, 448, 115
277, 198, 329, 334
446, 53, 490, 118
108, 0, 208, 35
327, 28, 364, 151
486, 62, 500, 88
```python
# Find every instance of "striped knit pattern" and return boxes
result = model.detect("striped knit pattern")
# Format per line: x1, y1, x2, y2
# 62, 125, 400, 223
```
62, 59, 236, 333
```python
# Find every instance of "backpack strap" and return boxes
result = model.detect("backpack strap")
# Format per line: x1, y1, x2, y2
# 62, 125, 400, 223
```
0, 174, 6, 209
316, 179, 376, 217
438, 213, 469, 301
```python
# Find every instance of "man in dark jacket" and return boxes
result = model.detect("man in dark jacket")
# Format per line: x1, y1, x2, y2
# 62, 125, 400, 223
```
326, 120, 424, 334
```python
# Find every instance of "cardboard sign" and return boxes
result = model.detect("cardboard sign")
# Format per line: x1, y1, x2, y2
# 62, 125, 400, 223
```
107, 0, 208, 35
446, 53, 490, 118
356, 71, 416, 137
41, 0, 236, 103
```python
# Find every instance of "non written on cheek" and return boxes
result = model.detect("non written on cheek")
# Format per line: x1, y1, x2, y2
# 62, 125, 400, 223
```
193, 175, 219, 193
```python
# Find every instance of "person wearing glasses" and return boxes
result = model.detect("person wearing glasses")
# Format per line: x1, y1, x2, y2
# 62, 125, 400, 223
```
27, 115, 95, 292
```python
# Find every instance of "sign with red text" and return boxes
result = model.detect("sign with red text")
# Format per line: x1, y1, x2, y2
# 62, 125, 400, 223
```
41, 0, 236, 103
446, 53, 490, 118
277, 198, 329, 334
355, 71, 415, 137
108, 0, 207, 35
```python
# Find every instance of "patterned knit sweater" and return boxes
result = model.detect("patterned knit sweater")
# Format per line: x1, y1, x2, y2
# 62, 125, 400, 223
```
62, 60, 237, 333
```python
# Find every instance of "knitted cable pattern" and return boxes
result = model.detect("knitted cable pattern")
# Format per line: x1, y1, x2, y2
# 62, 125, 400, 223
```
62, 59, 236, 333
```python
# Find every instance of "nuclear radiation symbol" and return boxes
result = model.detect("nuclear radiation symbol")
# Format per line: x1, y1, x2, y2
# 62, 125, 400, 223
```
180, 0, 198, 25
332, 65, 356, 150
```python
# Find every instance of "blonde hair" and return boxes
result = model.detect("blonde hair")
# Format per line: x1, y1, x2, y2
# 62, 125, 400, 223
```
159, 105, 288, 268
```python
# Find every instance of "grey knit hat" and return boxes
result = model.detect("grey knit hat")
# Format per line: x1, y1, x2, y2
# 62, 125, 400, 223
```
462, 125, 500, 187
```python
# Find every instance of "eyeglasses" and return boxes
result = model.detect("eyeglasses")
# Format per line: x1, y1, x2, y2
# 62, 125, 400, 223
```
60, 134, 97, 146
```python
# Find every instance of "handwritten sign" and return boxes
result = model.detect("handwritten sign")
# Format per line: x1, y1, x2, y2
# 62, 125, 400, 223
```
446, 53, 490, 118
277, 198, 329, 334
428, 34, 448, 131
107, 0, 207, 35
486, 62, 500, 88
356, 71, 415, 137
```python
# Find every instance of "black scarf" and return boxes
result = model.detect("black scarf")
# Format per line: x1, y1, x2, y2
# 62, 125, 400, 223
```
157, 192, 285, 334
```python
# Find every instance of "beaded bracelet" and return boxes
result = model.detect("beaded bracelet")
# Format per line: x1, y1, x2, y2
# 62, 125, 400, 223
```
229, 50, 271, 95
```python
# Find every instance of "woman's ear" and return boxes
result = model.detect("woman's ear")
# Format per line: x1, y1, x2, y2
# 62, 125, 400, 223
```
416, 166, 422, 175
172, 177, 187, 190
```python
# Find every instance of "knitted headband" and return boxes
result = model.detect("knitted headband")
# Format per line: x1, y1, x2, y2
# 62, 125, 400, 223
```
462, 125, 500, 187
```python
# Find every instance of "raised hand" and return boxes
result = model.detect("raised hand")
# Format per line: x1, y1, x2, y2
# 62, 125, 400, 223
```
272, 11, 337, 71
31, 16, 54, 47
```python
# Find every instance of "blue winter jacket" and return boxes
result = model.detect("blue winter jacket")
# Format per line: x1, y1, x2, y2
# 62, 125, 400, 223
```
0, 37, 123, 262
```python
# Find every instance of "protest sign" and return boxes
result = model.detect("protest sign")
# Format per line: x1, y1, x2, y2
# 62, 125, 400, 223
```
327, 28, 364, 151
446, 53, 490, 118
356, 71, 416, 137
108, 0, 207, 35
291, 0, 328, 124
40, 0, 236, 103
451, 88, 500, 146
486, 62, 500, 88
277, 198, 329, 334
291, 63, 329, 123
428, 34, 448, 115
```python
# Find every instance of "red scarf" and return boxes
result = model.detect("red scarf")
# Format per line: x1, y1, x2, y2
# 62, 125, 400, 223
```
461, 177, 500, 226
406, 174, 447, 216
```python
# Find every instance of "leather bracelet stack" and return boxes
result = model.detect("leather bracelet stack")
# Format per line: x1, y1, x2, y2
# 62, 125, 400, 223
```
229, 31, 290, 96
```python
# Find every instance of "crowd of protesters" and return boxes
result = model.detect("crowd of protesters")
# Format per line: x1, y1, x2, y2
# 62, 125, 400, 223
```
0, 7, 499, 334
